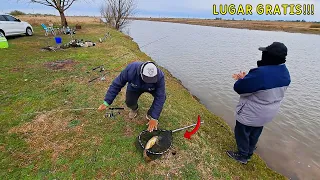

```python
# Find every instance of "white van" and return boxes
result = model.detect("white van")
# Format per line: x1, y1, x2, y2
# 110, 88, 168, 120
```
0, 14, 33, 37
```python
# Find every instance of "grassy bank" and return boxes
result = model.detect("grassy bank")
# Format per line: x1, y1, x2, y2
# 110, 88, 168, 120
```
0, 23, 285, 179
132, 17, 320, 35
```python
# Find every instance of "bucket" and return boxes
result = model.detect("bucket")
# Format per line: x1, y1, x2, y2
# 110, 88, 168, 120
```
0, 35, 9, 49
54, 37, 62, 44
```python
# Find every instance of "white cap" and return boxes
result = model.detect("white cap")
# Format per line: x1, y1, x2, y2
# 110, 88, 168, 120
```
141, 62, 158, 83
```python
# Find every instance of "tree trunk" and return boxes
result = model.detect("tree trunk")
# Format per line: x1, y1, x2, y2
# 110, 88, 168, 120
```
59, 11, 68, 27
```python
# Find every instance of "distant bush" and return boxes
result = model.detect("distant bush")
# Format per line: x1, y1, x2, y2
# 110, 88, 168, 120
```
310, 24, 320, 28
9, 10, 26, 16
30, 13, 55, 16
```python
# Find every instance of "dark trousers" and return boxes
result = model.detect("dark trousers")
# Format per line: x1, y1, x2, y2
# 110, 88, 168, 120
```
235, 121, 263, 158
125, 90, 155, 116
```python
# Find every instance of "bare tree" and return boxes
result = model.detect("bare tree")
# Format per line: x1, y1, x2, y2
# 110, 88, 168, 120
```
101, 0, 136, 30
100, 5, 113, 25
29, 0, 78, 26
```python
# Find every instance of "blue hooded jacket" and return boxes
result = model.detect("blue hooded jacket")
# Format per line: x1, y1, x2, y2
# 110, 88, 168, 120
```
104, 62, 166, 120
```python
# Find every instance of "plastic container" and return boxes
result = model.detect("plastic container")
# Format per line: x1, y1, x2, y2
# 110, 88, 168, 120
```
0, 35, 9, 48
54, 37, 62, 44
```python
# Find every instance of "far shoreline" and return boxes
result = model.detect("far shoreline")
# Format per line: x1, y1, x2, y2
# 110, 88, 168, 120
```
130, 17, 320, 35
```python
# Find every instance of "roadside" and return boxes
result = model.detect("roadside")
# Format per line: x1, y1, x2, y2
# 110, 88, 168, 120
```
131, 17, 320, 35
0, 21, 285, 179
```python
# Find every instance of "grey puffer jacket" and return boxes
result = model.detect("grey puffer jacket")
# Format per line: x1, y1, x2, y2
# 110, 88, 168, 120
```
234, 64, 291, 127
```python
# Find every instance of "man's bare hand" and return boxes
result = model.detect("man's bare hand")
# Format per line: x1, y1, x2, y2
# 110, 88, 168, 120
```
232, 71, 246, 80
238, 71, 246, 79
146, 119, 158, 132
98, 104, 107, 111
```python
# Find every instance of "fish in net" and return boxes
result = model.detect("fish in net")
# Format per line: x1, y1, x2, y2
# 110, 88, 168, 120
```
137, 130, 173, 161
136, 120, 204, 162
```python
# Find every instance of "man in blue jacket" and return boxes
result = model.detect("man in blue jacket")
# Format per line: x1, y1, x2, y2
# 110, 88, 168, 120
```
227, 42, 291, 164
98, 61, 166, 132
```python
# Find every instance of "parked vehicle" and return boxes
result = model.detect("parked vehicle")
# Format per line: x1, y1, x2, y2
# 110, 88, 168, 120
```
0, 14, 33, 37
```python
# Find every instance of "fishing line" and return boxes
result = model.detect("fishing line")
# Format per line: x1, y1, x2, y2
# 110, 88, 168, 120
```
139, 35, 169, 49
88, 31, 231, 134
86, 31, 233, 143
93, 35, 169, 69
133, 34, 233, 135
88, 35, 170, 83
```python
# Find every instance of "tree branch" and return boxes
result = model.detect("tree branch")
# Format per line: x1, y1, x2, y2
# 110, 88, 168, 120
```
64, 0, 76, 10
51, 0, 59, 8
31, 0, 56, 7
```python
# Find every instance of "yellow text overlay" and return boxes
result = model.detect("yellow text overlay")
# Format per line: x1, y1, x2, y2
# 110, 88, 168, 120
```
213, 4, 315, 15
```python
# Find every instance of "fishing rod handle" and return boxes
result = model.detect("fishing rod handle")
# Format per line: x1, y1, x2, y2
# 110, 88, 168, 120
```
92, 66, 102, 70
108, 107, 125, 110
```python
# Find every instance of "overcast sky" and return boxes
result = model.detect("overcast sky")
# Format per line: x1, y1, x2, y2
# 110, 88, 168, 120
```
1, 0, 319, 21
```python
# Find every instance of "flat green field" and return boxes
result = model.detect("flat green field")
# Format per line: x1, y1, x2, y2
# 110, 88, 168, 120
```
0, 24, 285, 179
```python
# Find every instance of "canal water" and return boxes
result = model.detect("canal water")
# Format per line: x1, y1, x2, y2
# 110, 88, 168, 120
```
127, 20, 320, 179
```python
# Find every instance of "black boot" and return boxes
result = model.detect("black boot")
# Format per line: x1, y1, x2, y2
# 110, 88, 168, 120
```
226, 151, 248, 164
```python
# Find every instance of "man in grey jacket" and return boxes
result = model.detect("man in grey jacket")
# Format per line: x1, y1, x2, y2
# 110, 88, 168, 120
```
227, 42, 291, 164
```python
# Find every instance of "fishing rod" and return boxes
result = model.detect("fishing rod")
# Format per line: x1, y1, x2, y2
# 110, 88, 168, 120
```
172, 121, 204, 133
88, 72, 108, 83
22, 107, 124, 116
22, 107, 97, 115
139, 35, 169, 49
88, 35, 170, 83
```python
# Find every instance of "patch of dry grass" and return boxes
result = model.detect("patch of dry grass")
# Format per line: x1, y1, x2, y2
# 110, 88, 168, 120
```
8, 113, 102, 162
44, 59, 77, 70
310, 23, 320, 28
17, 15, 101, 26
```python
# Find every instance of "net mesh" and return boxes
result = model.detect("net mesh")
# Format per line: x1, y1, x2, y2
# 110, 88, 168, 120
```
138, 130, 173, 154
